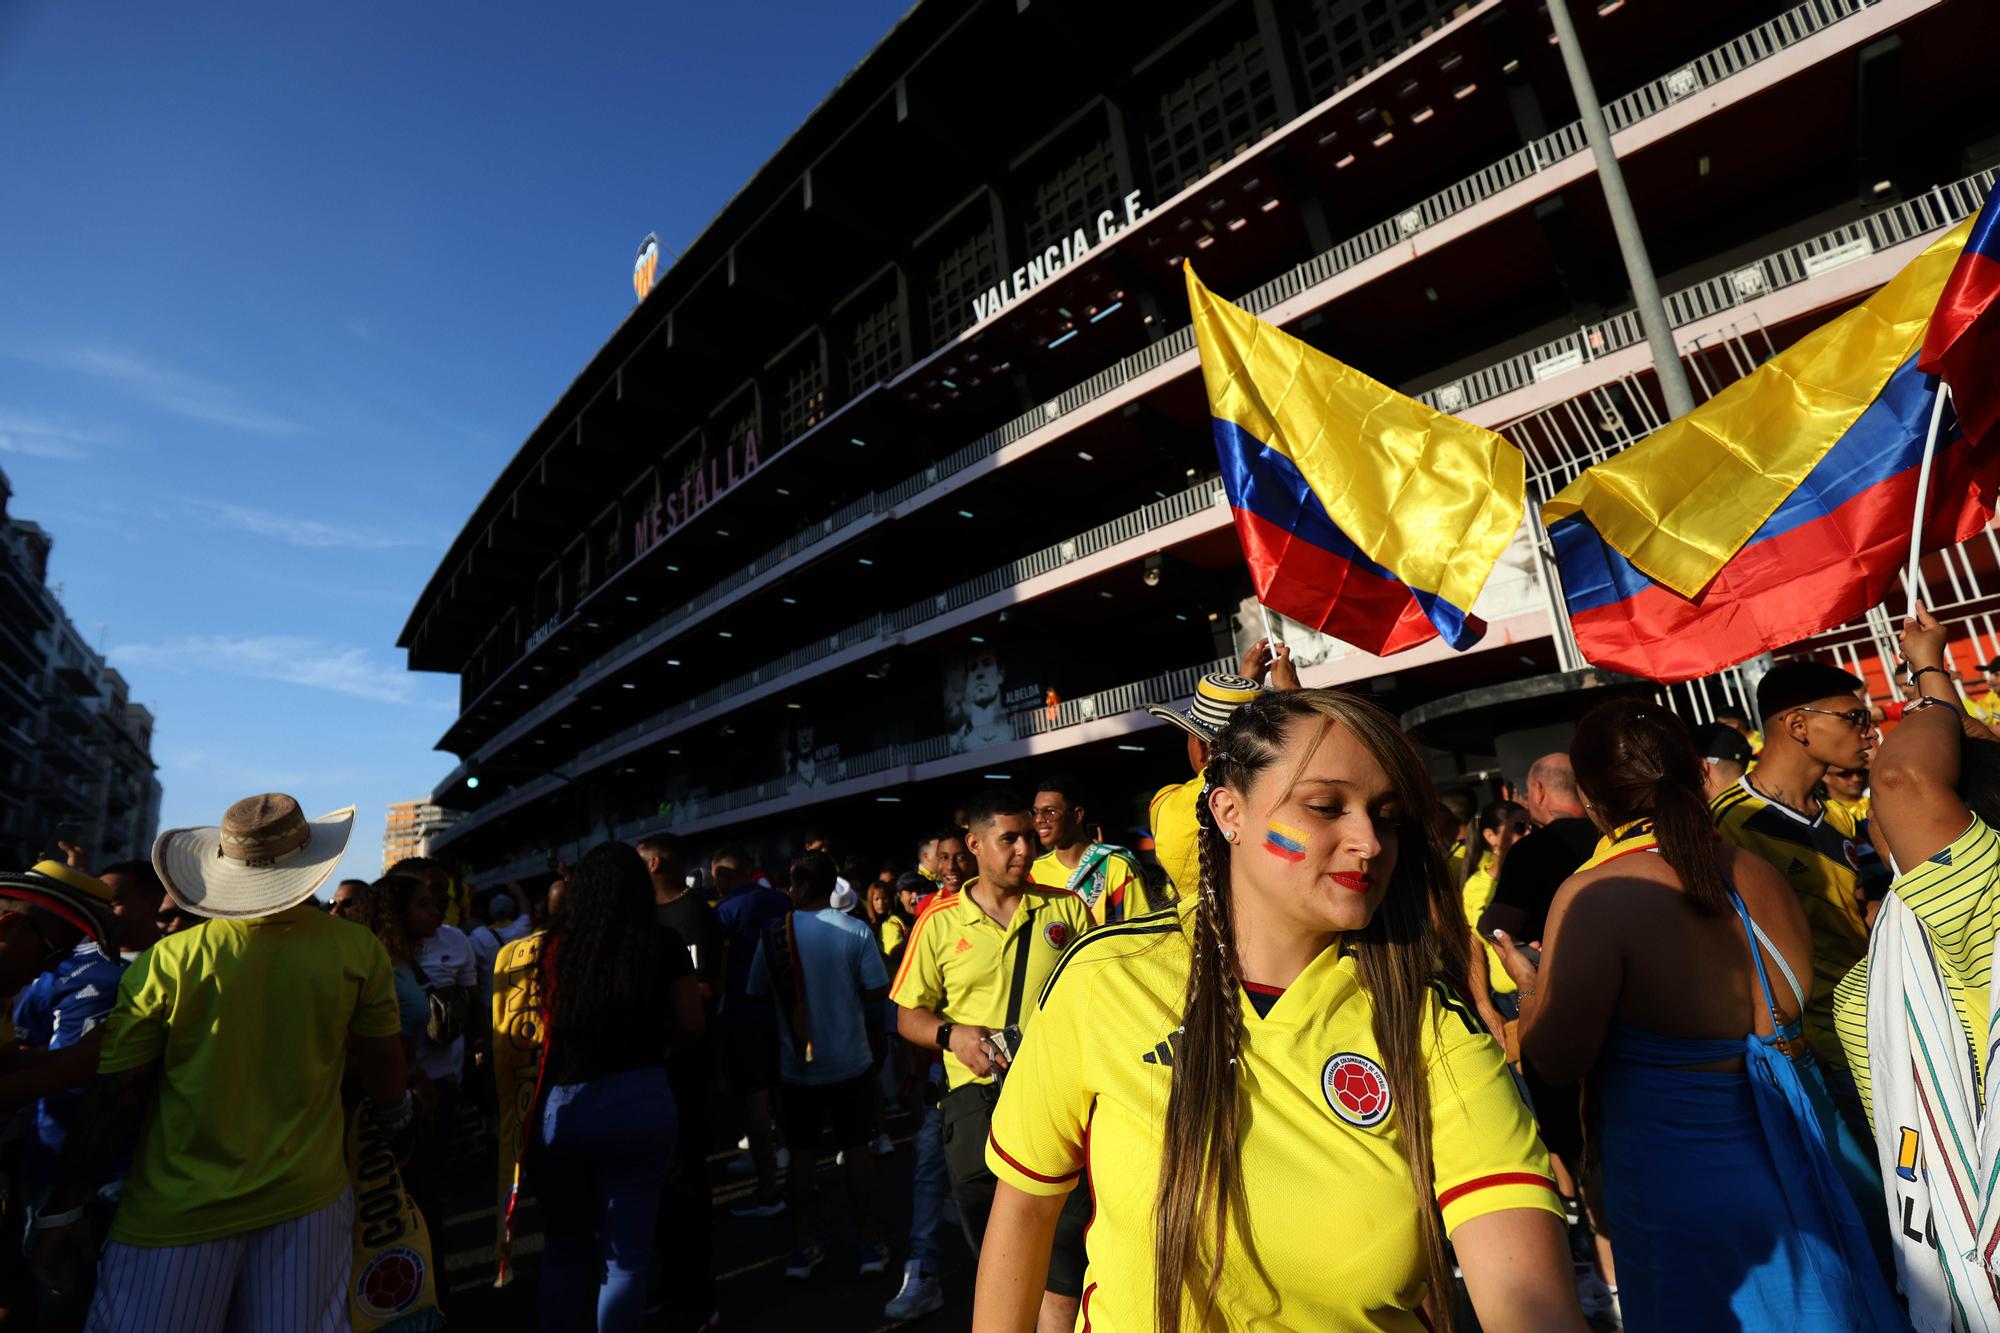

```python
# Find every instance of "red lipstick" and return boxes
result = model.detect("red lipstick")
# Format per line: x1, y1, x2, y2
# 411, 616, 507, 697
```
1330, 871, 1372, 894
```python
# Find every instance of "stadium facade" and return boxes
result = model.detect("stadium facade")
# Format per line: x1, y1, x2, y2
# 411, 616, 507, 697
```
400, 0, 2000, 885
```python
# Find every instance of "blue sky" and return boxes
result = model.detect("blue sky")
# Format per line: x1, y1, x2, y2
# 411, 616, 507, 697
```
0, 0, 913, 888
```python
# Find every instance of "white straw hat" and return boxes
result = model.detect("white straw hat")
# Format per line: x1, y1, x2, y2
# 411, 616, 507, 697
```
153, 793, 355, 919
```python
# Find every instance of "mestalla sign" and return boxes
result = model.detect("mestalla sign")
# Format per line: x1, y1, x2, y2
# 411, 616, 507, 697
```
632, 429, 761, 559
969, 190, 1147, 326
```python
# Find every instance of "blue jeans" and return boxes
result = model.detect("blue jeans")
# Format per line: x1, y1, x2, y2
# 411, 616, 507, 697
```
909, 1081, 947, 1269
537, 1067, 678, 1332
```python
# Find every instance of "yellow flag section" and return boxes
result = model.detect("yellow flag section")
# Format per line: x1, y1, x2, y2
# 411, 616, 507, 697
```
1184, 264, 1525, 652
1543, 218, 1974, 597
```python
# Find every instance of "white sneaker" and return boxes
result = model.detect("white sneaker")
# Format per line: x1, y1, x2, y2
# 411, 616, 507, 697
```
1576, 1272, 1621, 1326
883, 1261, 944, 1320
870, 1132, 896, 1157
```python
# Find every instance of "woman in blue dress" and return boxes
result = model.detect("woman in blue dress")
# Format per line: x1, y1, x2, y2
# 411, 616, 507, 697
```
1493, 698, 1900, 1331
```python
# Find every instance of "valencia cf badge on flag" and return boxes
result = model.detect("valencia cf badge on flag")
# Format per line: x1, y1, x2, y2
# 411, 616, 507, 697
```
634, 232, 661, 302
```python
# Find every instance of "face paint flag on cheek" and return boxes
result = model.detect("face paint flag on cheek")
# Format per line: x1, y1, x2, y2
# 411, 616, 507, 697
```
1263, 822, 1309, 864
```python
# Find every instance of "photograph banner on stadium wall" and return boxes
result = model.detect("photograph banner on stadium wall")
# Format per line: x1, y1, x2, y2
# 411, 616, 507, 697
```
943, 644, 1046, 754
780, 719, 844, 793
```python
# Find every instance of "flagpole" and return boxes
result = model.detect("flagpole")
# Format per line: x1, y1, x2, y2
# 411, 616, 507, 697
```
1545, 0, 1696, 419
1257, 602, 1282, 658
1903, 381, 1953, 617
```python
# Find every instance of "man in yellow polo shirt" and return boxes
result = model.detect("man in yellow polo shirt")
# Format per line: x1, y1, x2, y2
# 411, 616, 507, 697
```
33, 794, 410, 1331
1030, 774, 1166, 924
892, 787, 1094, 1331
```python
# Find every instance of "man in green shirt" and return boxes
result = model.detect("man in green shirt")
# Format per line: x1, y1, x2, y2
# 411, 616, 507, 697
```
35, 794, 410, 1332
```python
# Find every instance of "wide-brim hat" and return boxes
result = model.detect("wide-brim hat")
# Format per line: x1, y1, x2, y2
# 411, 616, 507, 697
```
0, 861, 120, 950
154, 793, 355, 919
1144, 672, 1263, 742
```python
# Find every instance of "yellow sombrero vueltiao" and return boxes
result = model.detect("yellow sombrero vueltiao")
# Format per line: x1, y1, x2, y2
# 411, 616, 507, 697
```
0, 861, 119, 950
1145, 672, 1263, 742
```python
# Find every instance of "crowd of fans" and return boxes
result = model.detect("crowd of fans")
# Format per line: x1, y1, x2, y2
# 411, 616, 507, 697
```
0, 614, 1995, 1329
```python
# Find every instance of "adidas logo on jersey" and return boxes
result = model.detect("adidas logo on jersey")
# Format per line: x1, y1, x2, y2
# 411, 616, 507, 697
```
1786, 858, 1809, 876
1139, 1029, 1183, 1067
954, 937, 974, 954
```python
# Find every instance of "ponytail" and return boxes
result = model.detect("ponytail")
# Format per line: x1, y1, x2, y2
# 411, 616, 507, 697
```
1650, 775, 1730, 916
1573, 699, 1728, 916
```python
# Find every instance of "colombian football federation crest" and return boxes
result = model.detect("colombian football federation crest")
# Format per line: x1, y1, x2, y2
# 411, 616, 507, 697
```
356, 1245, 426, 1321
1322, 1052, 1392, 1128
1044, 920, 1072, 950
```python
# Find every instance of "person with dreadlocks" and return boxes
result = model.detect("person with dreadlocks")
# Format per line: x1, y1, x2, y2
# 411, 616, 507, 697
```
972, 689, 1580, 1332
495, 842, 703, 1331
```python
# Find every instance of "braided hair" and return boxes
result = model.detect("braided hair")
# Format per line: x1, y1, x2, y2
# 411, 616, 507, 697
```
1152, 688, 1467, 1332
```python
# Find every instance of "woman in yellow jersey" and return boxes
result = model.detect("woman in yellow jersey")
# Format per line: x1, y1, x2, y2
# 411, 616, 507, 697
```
1491, 699, 1900, 1332
973, 689, 1581, 1332
1459, 800, 1529, 1053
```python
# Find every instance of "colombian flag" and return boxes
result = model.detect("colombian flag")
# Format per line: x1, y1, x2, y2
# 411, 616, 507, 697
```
1920, 178, 2000, 453
1545, 217, 1999, 684
1185, 265, 1525, 655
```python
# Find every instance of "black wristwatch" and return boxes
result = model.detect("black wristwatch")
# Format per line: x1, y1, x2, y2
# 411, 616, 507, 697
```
936, 1023, 955, 1054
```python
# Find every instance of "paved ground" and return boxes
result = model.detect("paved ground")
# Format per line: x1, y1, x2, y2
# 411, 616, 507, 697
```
429, 1100, 1615, 1332
434, 1098, 975, 1331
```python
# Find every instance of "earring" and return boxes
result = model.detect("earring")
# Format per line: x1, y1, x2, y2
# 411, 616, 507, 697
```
1223, 830, 1237, 843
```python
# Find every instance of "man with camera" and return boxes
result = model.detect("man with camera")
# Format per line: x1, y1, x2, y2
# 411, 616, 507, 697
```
891, 787, 1093, 1333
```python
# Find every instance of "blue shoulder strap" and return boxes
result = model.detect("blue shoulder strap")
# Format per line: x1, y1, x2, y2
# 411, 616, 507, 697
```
1727, 891, 1806, 1027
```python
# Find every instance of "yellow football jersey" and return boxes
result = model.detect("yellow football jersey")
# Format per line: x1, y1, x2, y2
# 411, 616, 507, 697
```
889, 881, 1094, 1090
988, 902, 1559, 1330
879, 913, 908, 958
1712, 777, 1866, 1070
1460, 855, 1516, 997
1149, 777, 1202, 896
1031, 847, 1167, 926
1835, 815, 2000, 1129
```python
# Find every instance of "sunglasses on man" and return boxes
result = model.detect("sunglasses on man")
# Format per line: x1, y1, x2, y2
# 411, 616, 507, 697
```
1794, 705, 1876, 731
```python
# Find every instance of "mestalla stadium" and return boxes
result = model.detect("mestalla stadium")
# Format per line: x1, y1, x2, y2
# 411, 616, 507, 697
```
397, 0, 2000, 884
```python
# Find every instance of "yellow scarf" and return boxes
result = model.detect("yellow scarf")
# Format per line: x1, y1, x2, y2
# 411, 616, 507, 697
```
344, 1104, 441, 1331
1575, 820, 1658, 874
490, 930, 548, 1285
